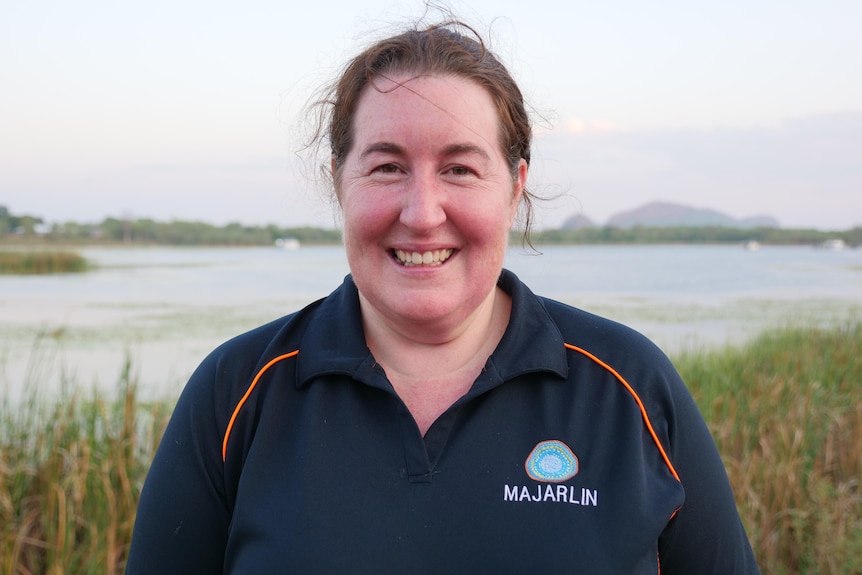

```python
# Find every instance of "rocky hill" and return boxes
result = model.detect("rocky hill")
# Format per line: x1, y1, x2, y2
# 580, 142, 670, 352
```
562, 201, 779, 229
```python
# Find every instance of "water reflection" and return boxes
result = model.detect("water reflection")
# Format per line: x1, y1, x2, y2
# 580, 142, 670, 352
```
1, 245, 860, 400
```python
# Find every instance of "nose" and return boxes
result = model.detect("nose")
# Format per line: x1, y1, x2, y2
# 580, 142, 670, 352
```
399, 170, 447, 232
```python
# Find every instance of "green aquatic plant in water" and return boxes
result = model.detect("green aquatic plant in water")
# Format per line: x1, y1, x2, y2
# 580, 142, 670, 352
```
0, 250, 89, 274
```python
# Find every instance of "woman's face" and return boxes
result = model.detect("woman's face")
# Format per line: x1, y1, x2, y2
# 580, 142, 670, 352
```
336, 74, 527, 336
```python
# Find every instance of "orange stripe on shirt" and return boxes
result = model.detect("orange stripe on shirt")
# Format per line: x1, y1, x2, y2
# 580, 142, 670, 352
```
564, 343, 681, 483
222, 350, 300, 462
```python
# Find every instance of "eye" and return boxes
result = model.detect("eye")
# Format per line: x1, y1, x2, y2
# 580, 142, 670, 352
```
374, 163, 400, 174
448, 165, 473, 176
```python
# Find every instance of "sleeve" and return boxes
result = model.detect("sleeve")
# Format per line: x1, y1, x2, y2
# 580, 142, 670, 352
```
657, 366, 761, 574
125, 352, 232, 575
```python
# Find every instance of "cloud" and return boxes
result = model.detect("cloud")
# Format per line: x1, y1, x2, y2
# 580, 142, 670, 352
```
4, 110, 859, 232
531, 112, 862, 230
562, 117, 624, 135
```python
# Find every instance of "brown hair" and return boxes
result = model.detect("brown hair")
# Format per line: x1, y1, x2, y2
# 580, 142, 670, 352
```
308, 19, 537, 242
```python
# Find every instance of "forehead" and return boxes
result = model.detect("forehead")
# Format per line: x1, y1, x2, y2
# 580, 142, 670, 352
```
351, 74, 502, 153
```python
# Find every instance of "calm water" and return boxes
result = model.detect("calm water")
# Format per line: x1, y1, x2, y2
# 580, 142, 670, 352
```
2, 244, 861, 400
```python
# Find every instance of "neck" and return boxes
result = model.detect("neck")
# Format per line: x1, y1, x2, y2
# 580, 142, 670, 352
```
360, 285, 509, 376
359, 286, 511, 434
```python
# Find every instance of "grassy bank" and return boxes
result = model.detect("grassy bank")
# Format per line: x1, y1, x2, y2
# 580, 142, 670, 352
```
0, 250, 88, 274
1, 324, 860, 573
0, 363, 171, 574
676, 322, 862, 574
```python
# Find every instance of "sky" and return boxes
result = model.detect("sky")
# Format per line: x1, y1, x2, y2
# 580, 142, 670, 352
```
2, 0, 860, 231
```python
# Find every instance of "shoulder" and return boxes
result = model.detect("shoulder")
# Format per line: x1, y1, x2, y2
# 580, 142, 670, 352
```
170, 300, 320, 431
199, 300, 319, 382
541, 297, 670, 365
194, 274, 361, 388
177, 275, 364, 411
534, 294, 675, 379
499, 268, 679, 388
536, 295, 693, 437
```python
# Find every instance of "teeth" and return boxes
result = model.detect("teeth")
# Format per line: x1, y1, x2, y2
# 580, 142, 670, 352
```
394, 248, 453, 267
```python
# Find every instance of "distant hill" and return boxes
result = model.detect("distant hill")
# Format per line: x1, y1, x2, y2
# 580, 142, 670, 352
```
560, 214, 597, 230
600, 201, 779, 229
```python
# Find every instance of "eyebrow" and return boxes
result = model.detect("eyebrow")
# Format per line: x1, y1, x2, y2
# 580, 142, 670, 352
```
442, 143, 491, 161
359, 142, 403, 161
359, 142, 491, 162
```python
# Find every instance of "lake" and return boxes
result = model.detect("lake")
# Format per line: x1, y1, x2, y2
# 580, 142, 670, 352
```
2, 244, 861, 401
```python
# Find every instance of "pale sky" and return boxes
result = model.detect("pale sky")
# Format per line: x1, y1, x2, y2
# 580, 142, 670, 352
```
2, 0, 860, 230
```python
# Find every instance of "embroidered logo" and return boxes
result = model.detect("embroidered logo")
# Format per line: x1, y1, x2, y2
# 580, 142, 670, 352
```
525, 440, 579, 483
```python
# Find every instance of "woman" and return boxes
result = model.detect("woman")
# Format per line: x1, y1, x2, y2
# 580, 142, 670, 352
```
126, 21, 760, 574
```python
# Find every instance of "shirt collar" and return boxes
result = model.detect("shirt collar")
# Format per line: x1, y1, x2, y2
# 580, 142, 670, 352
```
295, 269, 568, 389
492, 269, 569, 381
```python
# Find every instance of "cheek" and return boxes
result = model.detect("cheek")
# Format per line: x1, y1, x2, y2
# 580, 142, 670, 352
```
340, 189, 392, 243
454, 209, 513, 253
478, 193, 519, 233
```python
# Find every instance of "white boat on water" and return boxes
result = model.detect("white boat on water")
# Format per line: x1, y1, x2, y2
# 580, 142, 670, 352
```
275, 237, 301, 250
817, 239, 846, 250
743, 240, 761, 251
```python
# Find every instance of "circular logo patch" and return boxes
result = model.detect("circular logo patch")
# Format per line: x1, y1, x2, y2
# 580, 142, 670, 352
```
525, 440, 579, 482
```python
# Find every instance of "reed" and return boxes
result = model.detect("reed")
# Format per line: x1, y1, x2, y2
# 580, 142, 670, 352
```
0, 361, 171, 574
1, 324, 859, 573
0, 250, 88, 274
676, 322, 862, 574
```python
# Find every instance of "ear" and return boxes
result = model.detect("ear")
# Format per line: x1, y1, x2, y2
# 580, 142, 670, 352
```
509, 159, 528, 222
513, 159, 528, 203
331, 155, 342, 205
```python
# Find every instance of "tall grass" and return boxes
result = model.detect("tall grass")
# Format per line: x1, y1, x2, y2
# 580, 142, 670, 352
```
0, 362, 171, 574
676, 322, 862, 574
0, 250, 88, 274
1, 324, 859, 573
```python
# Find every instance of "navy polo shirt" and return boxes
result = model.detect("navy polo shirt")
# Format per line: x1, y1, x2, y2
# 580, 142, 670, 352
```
126, 270, 760, 574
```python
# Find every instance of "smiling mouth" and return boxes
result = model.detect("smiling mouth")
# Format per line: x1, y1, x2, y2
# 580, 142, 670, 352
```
392, 248, 454, 267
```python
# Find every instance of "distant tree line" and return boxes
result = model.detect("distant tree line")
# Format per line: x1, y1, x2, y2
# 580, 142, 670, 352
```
86, 218, 344, 246
1, 206, 342, 245
0, 205, 46, 236
2, 205, 859, 247
529, 225, 862, 247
